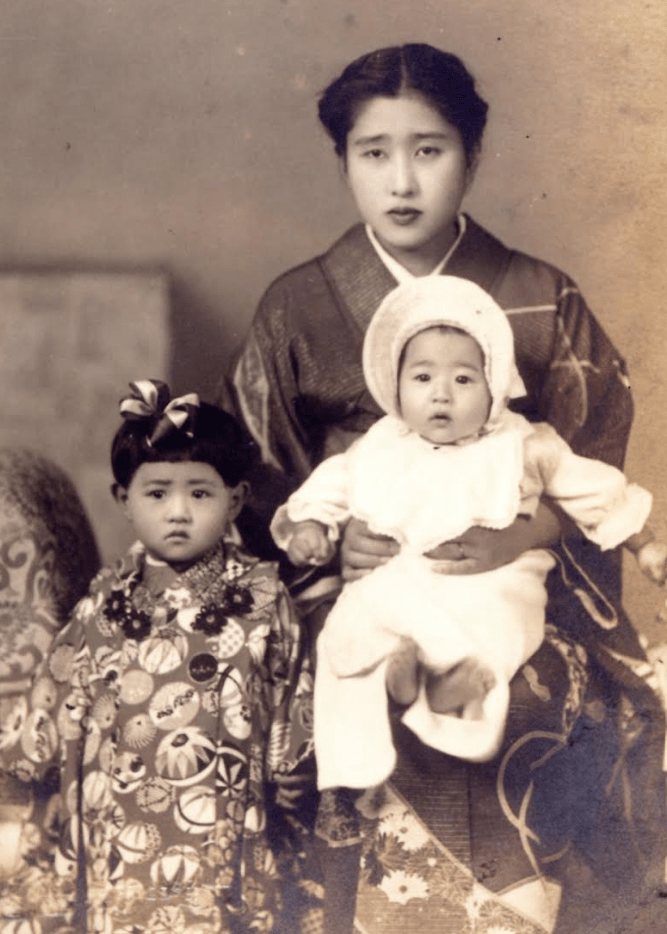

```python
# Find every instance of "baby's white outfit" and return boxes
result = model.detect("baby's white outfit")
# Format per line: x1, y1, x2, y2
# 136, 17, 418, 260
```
270, 276, 652, 790
272, 411, 650, 789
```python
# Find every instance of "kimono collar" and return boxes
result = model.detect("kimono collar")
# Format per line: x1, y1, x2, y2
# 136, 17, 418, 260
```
364, 214, 467, 283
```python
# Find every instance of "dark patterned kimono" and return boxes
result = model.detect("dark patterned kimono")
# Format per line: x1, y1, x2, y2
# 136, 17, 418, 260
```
224, 217, 666, 933
0, 538, 314, 934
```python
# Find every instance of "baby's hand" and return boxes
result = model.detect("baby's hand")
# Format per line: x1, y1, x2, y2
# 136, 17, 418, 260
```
636, 539, 667, 587
287, 520, 334, 567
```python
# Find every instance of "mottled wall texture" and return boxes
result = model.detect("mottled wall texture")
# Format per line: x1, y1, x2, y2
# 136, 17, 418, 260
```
1, 0, 665, 635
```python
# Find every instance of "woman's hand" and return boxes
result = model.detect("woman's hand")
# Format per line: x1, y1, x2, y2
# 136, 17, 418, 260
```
341, 516, 399, 581
426, 501, 563, 575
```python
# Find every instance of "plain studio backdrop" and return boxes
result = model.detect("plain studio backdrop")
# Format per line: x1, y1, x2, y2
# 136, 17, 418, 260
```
0, 0, 666, 646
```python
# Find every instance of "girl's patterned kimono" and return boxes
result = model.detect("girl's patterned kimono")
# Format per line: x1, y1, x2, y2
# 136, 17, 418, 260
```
0, 537, 314, 934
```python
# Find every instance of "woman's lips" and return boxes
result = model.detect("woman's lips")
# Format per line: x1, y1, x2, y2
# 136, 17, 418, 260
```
388, 208, 421, 225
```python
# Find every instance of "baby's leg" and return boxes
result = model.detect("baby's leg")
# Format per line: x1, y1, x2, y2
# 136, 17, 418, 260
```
386, 637, 419, 706
425, 658, 497, 719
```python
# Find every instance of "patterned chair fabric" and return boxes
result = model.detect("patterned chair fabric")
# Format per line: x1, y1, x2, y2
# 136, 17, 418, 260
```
0, 447, 100, 712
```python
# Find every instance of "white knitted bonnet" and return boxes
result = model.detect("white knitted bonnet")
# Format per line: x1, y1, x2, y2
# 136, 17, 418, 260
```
362, 275, 526, 427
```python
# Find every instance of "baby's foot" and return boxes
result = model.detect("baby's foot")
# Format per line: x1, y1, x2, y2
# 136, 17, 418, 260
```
386, 638, 419, 706
426, 658, 496, 718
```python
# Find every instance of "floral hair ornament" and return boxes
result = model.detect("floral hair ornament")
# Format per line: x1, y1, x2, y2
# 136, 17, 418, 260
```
119, 379, 200, 447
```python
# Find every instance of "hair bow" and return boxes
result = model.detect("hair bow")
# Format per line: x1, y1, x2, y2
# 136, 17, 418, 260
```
119, 379, 200, 446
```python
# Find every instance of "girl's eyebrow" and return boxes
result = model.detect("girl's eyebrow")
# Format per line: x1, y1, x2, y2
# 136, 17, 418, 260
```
140, 476, 217, 487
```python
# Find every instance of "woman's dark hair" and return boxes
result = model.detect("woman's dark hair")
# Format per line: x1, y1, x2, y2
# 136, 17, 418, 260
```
318, 43, 488, 165
111, 402, 258, 489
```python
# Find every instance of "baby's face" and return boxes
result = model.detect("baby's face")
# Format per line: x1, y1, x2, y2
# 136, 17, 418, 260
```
116, 461, 244, 569
397, 327, 491, 444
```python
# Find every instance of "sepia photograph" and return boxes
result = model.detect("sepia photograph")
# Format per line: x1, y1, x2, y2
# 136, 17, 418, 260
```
0, 2, 666, 932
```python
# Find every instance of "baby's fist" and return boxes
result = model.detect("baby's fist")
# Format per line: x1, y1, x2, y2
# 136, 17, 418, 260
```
287, 521, 334, 567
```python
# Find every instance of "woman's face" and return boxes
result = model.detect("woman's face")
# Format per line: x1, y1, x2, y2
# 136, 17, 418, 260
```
344, 91, 476, 276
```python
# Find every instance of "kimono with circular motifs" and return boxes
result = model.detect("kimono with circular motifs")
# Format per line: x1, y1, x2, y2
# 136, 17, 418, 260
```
0, 537, 314, 934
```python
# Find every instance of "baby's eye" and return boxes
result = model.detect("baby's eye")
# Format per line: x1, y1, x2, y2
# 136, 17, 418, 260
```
415, 373, 430, 383
455, 375, 472, 384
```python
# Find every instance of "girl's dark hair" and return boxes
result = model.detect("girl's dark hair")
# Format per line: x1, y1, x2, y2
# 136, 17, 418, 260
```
111, 402, 258, 489
318, 43, 488, 165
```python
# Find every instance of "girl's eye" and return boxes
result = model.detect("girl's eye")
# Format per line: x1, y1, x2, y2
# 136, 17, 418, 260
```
192, 490, 210, 499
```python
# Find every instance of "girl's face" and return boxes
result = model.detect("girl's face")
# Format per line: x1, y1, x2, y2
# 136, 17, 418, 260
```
398, 327, 491, 445
344, 91, 476, 276
115, 461, 246, 570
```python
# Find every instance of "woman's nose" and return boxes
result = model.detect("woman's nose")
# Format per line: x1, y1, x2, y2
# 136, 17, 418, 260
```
389, 154, 417, 196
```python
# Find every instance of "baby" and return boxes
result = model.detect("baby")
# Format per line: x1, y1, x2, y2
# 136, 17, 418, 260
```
270, 276, 667, 790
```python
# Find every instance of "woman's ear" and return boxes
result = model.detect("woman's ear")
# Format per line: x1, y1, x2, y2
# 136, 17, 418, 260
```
464, 146, 481, 192
227, 480, 250, 525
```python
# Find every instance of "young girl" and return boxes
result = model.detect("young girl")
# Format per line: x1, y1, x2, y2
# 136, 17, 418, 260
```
0, 380, 314, 934
271, 275, 667, 790
225, 44, 666, 933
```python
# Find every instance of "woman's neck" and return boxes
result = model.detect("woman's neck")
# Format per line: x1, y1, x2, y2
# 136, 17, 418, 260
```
366, 216, 464, 279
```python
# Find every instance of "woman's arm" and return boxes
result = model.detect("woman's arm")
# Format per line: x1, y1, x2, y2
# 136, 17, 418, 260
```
341, 502, 565, 580
423, 501, 563, 574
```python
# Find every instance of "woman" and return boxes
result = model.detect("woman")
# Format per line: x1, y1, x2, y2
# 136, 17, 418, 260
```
224, 44, 665, 934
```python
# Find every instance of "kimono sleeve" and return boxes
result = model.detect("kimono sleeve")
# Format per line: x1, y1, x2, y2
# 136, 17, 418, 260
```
263, 581, 314, 782
538, 277, 634, 468
229, 279, 315, 482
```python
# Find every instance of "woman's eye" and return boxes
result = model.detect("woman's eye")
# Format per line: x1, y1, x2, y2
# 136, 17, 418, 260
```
363, 148, 385, 159
148, 490, 164, 499
417, 146, 440, 157
192, 490, 209, 499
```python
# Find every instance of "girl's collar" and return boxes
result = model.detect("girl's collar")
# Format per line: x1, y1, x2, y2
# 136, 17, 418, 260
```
365, 214, 467, 282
